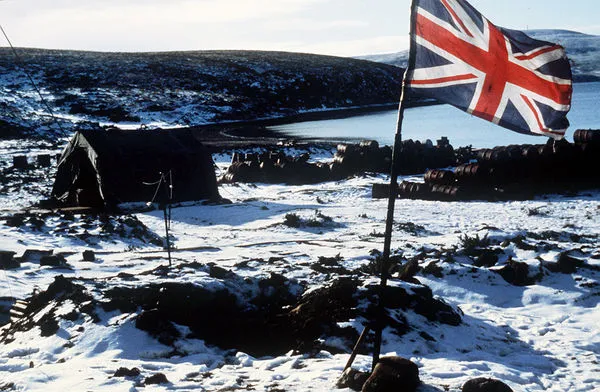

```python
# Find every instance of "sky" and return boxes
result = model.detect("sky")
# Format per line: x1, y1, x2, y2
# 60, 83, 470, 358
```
1, 0, 599, 56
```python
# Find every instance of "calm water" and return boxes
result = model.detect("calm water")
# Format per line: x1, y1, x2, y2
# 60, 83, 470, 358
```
271, 82, 600, 148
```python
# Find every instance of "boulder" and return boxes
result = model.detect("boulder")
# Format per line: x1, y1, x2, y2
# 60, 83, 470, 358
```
361, 356, 420, 392
12, 155, 29, 169
20, 249, 53, 263
496, 259, 534, 286
40, 254, 68, 267
36, 154, 52, 167
551, 252, 585, 273
337, 367, 370, 391
462, 377, 513, 392
0, 251, 19, 269
113, 367, 141, 378
144, 373, 169, 385
474, 250, 499, 268
135, 309, 181, 346
82, 250, 96, 262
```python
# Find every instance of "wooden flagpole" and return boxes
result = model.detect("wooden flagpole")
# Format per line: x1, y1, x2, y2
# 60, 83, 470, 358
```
371, 0, 419, 370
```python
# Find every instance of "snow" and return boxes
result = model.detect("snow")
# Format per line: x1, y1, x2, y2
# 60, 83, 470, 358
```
0, 49, 402, 137
1, 149, 599, 391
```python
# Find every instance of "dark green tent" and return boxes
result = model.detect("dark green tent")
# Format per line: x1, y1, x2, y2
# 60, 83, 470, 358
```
51, 128, 220, 208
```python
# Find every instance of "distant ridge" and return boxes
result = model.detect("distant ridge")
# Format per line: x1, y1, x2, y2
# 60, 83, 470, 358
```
0, 49, 405, 139
357, 29, 600, 82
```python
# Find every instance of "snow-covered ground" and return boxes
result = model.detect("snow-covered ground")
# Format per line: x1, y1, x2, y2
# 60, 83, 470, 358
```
1, 151, 598, 391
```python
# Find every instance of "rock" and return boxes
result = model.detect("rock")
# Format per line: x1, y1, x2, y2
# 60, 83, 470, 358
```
555, 252, 584, 273
40, 254, 67, 267
462, 377, 513, 392
410, 286, 462, 326
144, 373, 169, 385
363, 284, 462, 327
0, 251, 19, 269
474, 250, 499, 267
421, 261, 444, 278
361, 356, 420, 392
336, 367, 370, 391
135, 309, 181, 346
113, 367, 141, 377
12, 155, 29, 169
208, 263, 233, 279
398, 259, 420, 282
82, 250, 95, 262
496, 259, 534, 286
36, 154, 52, 167
20, 249, 53, 263
289, 278, 359, 352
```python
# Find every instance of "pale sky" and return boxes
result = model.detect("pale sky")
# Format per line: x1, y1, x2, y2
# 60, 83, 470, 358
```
1, 0, 599, 56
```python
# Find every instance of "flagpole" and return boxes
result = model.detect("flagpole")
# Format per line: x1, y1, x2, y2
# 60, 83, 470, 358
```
372, 0, 418, 370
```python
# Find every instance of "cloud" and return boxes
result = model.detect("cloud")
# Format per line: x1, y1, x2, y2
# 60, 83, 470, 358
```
7, 0, 329, 26
265, 18, 369, 32
1, 0, 335, 51
1, 0, 410, 56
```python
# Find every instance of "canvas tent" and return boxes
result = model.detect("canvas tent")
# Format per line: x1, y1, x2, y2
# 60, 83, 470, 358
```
51, 128, 220, 208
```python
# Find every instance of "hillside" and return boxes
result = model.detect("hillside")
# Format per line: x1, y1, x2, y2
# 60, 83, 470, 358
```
0, 49, 404, 139
358, 29, 600, 82
1, 151, 599, 391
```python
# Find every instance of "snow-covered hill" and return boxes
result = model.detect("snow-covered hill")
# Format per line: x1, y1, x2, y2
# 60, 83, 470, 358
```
358, 29, 600, 82
0, 49, 403, 139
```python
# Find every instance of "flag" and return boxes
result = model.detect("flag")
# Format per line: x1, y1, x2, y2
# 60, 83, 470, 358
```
405, 0, 572, 138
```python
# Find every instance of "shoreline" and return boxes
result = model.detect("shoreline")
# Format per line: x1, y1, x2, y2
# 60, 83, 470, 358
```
182, 101, 438, 149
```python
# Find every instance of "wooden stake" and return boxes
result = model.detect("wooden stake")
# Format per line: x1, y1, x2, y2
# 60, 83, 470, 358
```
344, 326, 370, 371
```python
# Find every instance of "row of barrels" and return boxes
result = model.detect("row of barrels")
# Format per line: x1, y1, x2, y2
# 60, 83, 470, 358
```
426, 140, 600, 188
220, 151, 332, 185
573, 129, 600, 144
333, 137, 456, 176
221, 137, 459, 184
372, 181, 516, 202
333, 140, 392, 175
373, 129, 600, 201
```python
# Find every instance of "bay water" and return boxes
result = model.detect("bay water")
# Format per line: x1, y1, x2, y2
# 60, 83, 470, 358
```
270, 82, 600, 148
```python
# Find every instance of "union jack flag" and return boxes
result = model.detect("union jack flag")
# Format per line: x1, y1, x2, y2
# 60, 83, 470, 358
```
406, 0, 572, 138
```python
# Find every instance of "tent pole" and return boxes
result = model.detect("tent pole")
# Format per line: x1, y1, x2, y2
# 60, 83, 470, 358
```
162, 171, 173, 267
163, 205, 172, 267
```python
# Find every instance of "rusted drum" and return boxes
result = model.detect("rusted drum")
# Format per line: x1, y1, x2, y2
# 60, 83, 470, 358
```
424, 169, 455, 185
573, 129, 600, 144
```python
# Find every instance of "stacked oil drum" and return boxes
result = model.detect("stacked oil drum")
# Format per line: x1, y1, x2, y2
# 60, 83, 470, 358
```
572, 129, 600, 183
221, 138, 458, 185
220, 151, 330, 185
394, 129, 600, 201
332, 137, 456, 177
330, 140, 392, 178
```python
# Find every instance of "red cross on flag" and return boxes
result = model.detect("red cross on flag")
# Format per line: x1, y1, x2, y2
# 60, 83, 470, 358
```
406, 0, 573, 138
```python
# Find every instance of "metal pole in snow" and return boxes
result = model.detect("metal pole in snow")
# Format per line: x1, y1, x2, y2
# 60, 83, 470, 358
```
163, 205, 172, 267
372, 0, 418, 371
162, 171, 173, 267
